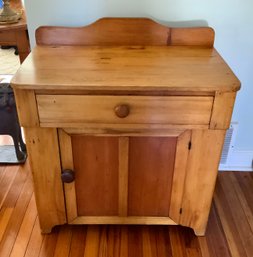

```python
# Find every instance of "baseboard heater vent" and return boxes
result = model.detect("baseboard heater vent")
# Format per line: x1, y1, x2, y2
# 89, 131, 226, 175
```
220, 122, 238, 165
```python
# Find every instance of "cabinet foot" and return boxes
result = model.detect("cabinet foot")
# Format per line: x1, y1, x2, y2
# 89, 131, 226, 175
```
41, 227, 53, 234
193, 228, 206, 236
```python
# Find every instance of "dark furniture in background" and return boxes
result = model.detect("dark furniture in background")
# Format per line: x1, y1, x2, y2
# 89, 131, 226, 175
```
0, 83, 26, 161
0, 0, 30, 63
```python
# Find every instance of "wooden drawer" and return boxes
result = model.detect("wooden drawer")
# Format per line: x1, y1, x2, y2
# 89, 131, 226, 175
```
36, 95, 213, 126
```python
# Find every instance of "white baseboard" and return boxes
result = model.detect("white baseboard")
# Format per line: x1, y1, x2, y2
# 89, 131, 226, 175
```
219, 150, 253, 171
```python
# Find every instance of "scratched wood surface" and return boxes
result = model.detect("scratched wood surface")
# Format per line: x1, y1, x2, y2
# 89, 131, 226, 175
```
0, 136, 252, 257
11, 46, 240, 92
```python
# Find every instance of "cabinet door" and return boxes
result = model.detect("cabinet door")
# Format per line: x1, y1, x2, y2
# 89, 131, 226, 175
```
58, 129, 191, 224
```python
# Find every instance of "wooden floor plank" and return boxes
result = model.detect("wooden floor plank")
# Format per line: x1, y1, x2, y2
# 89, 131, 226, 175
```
0, 207, 13, 242
83, 225, 100, 257
142, 226, 155, 257
147, 226, 173, 257
214, 178, 247, 257
0, 166, 7, 183
24, 216, 44, 257
0, 147, 252, 257
219, 173, 253, 257
107, 225, 121, 257
128, 226, 143, 257
228, 173, 253, 233
68, 226, 86, 257
119, 226, 128, 257
38, 227, 59, 257
181, 228, 202, 257
98, 226, 109, 257
147, 227, 159, 257
0, 172, 33, 257
205, 203, 232, 257
197, 236, 211, 257
53, 225, 73, 257
2, 163, 30, 209
0, 165, 19, 209
10, 194, 37, 257
234, 172, 253, 218
169, 226, 187, 257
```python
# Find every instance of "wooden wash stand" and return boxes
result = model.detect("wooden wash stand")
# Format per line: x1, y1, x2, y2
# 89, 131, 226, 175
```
11, 18, 240, 236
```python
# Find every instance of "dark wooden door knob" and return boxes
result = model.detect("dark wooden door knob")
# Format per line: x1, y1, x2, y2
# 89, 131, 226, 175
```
114, 104, 130, 118
61, 169, 75, 183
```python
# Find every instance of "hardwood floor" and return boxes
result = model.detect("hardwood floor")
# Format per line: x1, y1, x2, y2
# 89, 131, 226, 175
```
0, 136, 253, 257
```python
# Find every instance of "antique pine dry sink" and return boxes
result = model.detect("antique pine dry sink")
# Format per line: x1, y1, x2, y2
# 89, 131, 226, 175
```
11, 18, 240, 236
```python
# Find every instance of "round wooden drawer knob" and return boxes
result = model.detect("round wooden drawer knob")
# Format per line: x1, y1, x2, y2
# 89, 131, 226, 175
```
114, 104, 130, 118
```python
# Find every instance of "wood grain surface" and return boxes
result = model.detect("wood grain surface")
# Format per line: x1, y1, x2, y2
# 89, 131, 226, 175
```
128, 137, 177, 216
35, 18, 214, 47
11, 46, 240, 92
23, 128, 66, 233
58, 129, 78, 223
36, 95, 213, 126
72, 136, 119, 216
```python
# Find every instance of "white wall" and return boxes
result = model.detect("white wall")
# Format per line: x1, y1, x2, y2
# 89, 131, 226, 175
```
24, 0, 253, 167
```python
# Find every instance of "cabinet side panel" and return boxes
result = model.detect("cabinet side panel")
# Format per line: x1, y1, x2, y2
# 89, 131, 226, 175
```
180, 129, 225, 235
24, 127, 66, 232
72, 136, 119, 216
128, 137, 177, 216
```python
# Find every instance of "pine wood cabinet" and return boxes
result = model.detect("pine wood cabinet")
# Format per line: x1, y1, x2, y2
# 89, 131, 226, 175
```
11, 18, 240, 236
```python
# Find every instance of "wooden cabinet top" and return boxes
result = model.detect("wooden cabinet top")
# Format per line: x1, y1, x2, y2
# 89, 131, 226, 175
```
12, 45, 240, 92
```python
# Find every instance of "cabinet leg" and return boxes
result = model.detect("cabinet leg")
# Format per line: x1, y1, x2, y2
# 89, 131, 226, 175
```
24, 128, 66, 234
41, 226, 54, 234
193, 228, 206, 237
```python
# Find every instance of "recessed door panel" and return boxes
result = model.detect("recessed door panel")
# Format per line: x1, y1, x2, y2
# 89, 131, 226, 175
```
128, 137, 177, 216
71, 136, 119, 216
